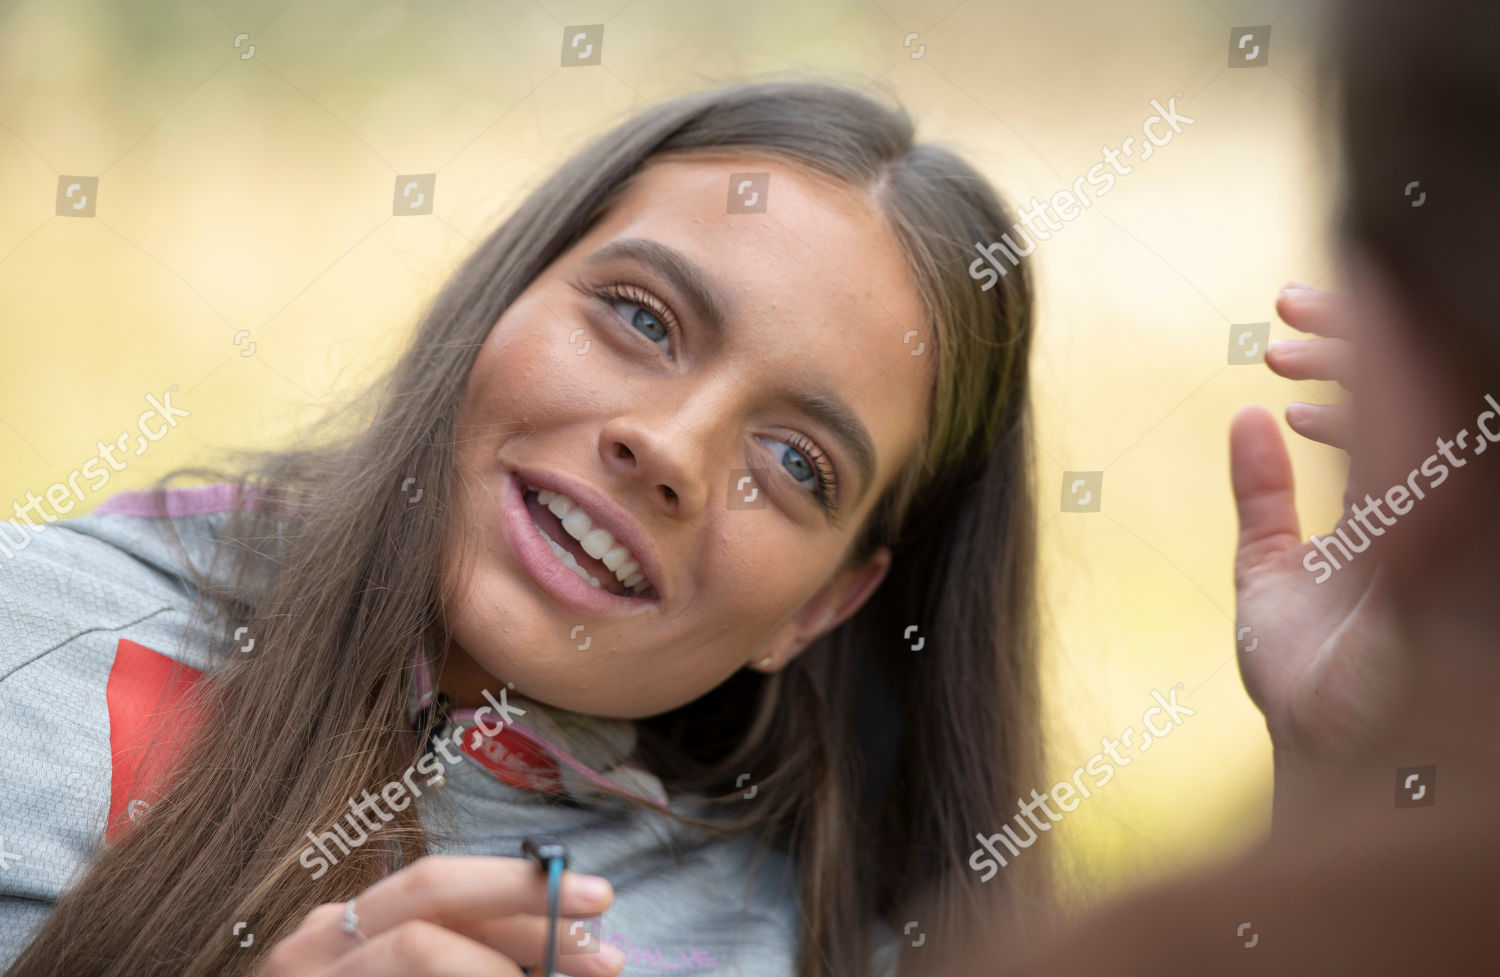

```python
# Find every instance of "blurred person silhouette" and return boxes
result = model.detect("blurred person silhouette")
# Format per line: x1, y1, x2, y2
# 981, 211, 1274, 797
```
951, 0, 1500, 972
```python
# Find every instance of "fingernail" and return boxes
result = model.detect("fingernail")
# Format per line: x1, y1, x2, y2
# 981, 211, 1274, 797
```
577, 875, 612, 902
1268, 340, 1302, 355
1286, 402, 1315, 423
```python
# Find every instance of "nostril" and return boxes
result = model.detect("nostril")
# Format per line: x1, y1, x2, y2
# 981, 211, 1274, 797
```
662, 486, 677, 504
614, 443, 634, 462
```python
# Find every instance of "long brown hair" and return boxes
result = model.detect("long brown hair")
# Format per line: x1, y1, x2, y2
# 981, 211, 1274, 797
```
6, 79, 1044, 977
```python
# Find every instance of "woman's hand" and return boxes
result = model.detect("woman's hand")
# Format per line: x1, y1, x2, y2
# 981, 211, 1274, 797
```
1229, 283, 1406, 766
259, 855, 624, 977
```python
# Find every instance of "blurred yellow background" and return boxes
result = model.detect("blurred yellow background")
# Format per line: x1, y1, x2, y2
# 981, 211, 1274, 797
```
0, 0, 1344, 913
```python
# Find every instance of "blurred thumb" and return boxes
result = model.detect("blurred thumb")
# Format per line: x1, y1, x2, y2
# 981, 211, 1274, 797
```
1231, 405, 1301, 572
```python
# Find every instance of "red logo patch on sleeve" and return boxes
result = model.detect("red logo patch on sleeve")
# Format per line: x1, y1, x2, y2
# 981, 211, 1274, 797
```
104, 638, 205, 842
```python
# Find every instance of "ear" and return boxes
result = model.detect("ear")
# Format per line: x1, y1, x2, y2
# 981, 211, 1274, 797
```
747, 545, 892, 673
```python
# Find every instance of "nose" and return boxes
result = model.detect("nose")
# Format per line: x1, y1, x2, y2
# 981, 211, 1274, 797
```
598, 402, 719, 519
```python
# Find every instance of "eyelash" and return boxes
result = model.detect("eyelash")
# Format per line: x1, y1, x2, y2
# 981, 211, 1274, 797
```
592, 282, 680, 354
590, 279, 840, 511
773, 432, 840, 510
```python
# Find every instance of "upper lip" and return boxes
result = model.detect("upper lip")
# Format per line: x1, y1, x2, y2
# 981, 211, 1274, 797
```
512, 467, 667, 600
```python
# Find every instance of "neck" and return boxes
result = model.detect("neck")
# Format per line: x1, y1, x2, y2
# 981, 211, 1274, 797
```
433, 641, 509, 711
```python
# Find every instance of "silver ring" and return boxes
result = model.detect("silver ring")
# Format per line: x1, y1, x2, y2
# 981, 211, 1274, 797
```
342, 898, 368, 942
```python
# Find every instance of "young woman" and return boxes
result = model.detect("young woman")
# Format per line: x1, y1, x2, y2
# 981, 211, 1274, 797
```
0, 81, 1046, 977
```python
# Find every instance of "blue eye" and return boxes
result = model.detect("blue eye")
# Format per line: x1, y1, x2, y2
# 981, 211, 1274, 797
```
756, 434, 838, 508
765, 438, 815, 487
619, 302, 668, 349
594, 284, 674, 354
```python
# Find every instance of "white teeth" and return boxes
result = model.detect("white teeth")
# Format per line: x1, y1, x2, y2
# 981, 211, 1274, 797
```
580, 528, 614, 559
535, 524, 603, 589
526, 483, 652, 596
560, 508, 592, 541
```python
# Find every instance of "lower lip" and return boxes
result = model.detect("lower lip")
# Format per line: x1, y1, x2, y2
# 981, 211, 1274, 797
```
498, 470, 659, 618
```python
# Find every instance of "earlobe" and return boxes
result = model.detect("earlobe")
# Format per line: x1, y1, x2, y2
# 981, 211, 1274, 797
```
790, 544, 893, 648
744, 547, 893, 674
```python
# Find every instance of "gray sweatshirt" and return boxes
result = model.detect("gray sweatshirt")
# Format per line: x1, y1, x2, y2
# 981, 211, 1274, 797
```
0, 484, 899, 975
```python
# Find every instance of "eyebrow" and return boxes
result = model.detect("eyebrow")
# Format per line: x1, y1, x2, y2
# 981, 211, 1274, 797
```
588, 238, 731, 341
585, 237, 880, 506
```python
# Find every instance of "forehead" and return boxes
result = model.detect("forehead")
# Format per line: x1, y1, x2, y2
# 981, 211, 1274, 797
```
579, 154, 933, 507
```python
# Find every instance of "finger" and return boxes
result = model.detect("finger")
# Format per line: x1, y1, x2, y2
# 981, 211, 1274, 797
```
320, 919, 524, 977
1286, 401, 1354, 451
1275, 283, 1352, 339
1230, 404, 1301, 576
450, 914, 624, 977
1266, 337, 1354, 390
354, 855, 613, 936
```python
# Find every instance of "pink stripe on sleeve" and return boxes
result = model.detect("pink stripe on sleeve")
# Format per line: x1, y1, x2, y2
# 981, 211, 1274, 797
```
95, 483, 274, 518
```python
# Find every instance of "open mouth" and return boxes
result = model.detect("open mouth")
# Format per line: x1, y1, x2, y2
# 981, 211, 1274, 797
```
520, 484, 654, 599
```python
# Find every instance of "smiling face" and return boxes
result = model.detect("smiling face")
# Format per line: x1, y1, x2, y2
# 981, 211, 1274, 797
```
439, 153, 932, 718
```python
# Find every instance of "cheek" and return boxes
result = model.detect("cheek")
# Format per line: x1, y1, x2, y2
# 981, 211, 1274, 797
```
463, 308, 560, 421
700, 522, 832, 638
